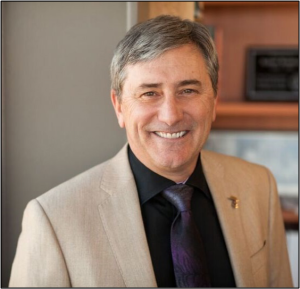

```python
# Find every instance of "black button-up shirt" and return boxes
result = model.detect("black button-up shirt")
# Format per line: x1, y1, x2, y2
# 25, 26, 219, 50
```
128, 146, 236, 287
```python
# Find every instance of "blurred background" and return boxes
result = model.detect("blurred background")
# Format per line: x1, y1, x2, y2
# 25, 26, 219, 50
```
2, 2, 298, 287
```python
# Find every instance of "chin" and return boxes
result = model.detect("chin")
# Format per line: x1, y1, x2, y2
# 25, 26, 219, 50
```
153, 153, 192, 171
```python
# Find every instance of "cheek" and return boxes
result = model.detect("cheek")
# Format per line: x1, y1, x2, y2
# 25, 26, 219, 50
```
199, 98, 216, 119
128, 104, 156, 125
122, 107, 148, 135
189, 100, 216, 132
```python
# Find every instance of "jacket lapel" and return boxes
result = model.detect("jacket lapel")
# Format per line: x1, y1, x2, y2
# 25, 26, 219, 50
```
201, 151, 255, 287
98, 145, 157, 287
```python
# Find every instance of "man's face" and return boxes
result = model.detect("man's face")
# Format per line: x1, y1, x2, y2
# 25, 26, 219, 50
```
111, 44, 217, 181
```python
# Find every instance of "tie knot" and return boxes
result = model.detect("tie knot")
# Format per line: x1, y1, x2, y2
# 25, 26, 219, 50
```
162, 184, 194, 212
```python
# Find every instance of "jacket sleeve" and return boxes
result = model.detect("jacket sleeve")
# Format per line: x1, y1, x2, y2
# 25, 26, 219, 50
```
266, 168, 293, 287
9, 199, 71, 287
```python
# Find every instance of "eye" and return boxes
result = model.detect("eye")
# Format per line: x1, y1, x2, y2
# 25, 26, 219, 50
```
182, 88, 197, 94
181, 88, 198, 95
143, 91, 156, 96
141, 91, 159, 98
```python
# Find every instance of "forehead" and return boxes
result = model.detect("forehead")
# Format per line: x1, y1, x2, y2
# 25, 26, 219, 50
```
123, 44, 209, 88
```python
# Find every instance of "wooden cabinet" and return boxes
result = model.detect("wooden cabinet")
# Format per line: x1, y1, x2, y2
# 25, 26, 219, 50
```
200, 1, 298, 131
213, 102, 298, 131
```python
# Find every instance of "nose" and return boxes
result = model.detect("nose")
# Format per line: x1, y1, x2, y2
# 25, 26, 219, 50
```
157, 95, 183, 126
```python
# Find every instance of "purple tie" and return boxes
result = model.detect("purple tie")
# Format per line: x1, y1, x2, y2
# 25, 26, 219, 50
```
162, 184, 211, 287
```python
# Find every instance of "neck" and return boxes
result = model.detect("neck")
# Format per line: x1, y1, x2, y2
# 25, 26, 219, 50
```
156, 168, 194, 183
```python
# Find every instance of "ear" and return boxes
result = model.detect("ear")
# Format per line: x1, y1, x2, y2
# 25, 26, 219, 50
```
212, 95, 218, 122
111, 89, 125, 128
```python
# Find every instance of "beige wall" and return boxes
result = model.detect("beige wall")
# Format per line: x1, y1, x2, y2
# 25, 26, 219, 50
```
2, 2, 129, 286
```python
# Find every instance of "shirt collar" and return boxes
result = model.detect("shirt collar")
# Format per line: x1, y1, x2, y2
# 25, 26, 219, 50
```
128, 146, 211, 205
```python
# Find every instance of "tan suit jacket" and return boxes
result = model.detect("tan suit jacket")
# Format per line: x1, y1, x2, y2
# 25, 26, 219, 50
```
9, 145, 292, 287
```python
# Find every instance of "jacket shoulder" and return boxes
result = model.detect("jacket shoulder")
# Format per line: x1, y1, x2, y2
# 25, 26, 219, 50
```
36, 160, 110, 209
202, 149, 268, 172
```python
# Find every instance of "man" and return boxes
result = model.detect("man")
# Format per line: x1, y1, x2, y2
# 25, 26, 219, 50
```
9, 15, 292, 287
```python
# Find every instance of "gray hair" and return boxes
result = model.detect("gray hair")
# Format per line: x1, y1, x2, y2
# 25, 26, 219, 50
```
110, 15, 219, 99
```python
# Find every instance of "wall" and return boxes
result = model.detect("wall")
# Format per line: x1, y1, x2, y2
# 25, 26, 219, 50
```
2, 2, 130, 287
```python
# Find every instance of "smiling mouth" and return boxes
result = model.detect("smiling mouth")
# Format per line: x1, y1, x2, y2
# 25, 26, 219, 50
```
154, 131, 188, 139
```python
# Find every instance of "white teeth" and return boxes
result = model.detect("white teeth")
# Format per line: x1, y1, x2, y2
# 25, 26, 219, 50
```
155, 131, 187, 139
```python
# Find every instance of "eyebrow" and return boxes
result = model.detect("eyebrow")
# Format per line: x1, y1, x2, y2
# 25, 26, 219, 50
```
137, 83, 162, 89
137, 79, 202, 90
176, 79, 202, 87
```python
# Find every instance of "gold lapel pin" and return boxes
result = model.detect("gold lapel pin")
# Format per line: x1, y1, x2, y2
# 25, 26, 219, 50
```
229, 196, 239, 209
